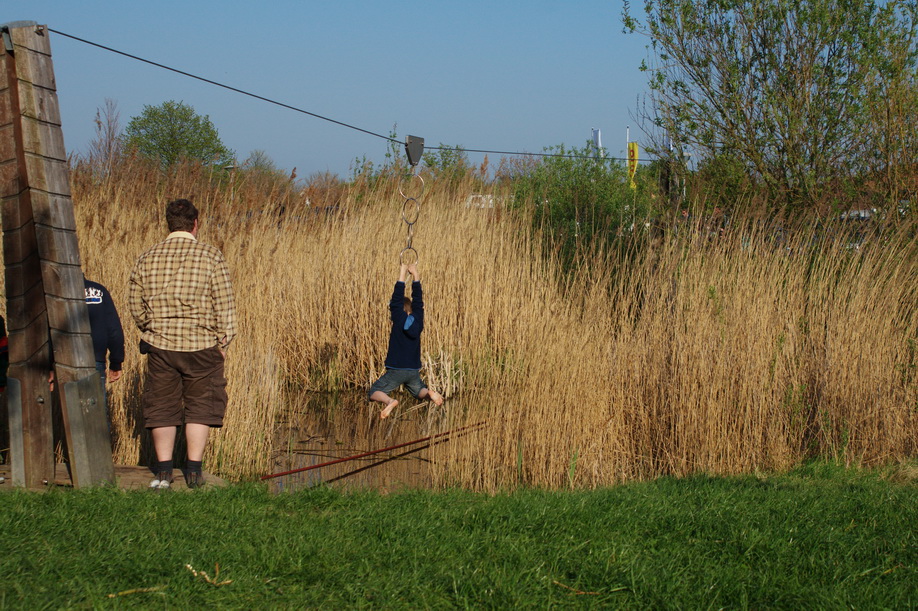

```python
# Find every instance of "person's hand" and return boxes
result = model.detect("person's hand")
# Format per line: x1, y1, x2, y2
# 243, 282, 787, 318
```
407, 263, 419, 281
108, 370, 122, 383
399, 263, 409, 282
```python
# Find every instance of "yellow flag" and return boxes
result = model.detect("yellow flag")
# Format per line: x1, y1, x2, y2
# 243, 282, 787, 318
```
627, 142, 638, 190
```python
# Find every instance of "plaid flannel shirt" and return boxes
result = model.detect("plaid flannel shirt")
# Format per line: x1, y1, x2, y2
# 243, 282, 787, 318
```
129, 231, 237, 352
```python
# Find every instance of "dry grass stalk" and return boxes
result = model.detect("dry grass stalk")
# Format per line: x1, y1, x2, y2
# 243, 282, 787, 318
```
4, 156, 910, 488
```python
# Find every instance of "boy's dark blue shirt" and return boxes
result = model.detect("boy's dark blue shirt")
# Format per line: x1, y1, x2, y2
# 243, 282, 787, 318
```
385, 280, 423, 369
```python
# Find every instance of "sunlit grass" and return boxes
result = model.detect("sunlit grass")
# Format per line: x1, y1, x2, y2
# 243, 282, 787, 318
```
0, 463, 915, 608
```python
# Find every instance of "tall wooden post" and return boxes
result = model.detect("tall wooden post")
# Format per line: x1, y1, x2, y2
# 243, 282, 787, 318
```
0, 22, 114, 487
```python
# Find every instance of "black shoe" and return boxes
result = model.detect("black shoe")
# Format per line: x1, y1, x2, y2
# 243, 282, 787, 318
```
150, 471, 173, 490
184, 471, 206, 489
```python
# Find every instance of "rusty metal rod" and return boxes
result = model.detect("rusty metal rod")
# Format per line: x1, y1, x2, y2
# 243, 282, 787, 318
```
260, 421, 486, 480
325, 441, 433, 485
322, 425, 484, 485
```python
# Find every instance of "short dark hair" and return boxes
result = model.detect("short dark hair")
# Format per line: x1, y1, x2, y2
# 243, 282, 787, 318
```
166, 199, 198, 232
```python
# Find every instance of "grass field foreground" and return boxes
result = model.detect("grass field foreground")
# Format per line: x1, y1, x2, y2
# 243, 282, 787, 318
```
1, 462, 915, 608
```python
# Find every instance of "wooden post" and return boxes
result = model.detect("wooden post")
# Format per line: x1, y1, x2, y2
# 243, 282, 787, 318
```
0, 22, 113, 487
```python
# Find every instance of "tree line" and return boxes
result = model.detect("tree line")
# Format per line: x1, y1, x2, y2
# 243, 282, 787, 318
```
88, 0, 916, 251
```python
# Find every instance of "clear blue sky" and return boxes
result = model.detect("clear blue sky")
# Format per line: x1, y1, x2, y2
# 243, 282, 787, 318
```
5, 1, 651, 179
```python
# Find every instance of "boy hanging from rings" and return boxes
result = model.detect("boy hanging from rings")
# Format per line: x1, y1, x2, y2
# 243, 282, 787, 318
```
368, 261, 444, 419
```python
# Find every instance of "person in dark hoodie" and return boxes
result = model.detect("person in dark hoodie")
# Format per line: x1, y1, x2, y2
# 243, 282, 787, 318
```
84, 276, 125, 423
369, 262, 444, 419
0, 314, 8, 392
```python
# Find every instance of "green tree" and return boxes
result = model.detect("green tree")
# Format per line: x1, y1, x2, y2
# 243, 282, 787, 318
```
421, 143, 470, 184
242, 149, 279, 175
242, 149, 300, 194
509, 143, 653, 262
623, 0, 918, 211
123, 100, 234, 169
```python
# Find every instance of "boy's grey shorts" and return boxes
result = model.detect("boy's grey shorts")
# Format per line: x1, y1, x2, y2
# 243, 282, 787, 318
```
368, 368, 427, 400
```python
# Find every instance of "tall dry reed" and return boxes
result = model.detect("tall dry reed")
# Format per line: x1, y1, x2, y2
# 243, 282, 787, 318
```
41, 157, 918, 487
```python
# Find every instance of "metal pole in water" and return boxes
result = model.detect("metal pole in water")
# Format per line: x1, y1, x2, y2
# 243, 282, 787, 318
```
260, 421, 486, 480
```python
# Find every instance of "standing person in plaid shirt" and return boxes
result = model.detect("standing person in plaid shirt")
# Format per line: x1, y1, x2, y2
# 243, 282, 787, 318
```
129, 199, 237, 490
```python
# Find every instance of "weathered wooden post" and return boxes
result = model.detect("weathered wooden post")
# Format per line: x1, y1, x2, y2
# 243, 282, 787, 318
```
1, 22, 114, 488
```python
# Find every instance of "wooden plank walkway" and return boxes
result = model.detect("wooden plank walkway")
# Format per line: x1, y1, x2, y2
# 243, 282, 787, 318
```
0, 464, 226, 491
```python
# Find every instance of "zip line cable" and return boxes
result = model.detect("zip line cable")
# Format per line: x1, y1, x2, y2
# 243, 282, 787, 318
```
47, 28, 398, 144
49, 28, 650, 165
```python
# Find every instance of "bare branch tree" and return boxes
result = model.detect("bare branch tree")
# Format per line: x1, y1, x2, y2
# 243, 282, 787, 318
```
87, 98, 123, 176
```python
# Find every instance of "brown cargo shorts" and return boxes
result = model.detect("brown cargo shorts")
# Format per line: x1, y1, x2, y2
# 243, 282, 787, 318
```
142, 345, 228, 428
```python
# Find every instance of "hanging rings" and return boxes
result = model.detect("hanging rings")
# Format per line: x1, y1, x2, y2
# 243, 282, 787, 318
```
398, 173, 425, 201
401, 197, 420, 225
398, 136, 425, 264
398, 172, 423, 263
399, 246, 419, 265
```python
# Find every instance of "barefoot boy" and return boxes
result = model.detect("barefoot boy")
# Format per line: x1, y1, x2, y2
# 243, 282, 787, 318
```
369, 262, 444, 418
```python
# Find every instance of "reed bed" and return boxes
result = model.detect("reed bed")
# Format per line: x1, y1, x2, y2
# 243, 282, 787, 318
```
51, 157, 918, 488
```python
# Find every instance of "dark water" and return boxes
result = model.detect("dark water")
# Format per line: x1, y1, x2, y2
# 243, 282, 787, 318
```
265, 391, 455, 493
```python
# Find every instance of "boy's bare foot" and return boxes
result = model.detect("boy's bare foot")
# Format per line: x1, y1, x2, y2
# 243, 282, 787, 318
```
427, 390, 444, 406
380, 399, 399, 419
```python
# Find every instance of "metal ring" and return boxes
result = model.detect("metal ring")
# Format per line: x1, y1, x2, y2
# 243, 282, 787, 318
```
401, 197, 420, 225
399, 247, 419, 265
397, 173, 425, 200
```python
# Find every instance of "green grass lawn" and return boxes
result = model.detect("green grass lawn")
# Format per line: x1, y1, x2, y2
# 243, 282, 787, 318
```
1, 462, 915, 609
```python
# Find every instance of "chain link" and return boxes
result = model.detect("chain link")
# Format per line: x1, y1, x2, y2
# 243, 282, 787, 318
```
399, 172, 424, 264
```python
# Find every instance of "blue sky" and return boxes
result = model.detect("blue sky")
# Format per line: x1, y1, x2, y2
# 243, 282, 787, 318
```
5, 1, 652, 179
